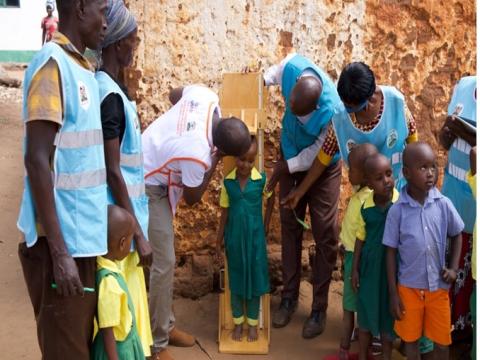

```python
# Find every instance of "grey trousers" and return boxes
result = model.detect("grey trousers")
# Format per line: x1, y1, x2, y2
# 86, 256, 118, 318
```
146, 185, 176, 353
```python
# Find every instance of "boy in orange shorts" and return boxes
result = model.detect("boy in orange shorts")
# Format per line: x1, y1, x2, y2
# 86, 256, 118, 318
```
382, 142, 464, 360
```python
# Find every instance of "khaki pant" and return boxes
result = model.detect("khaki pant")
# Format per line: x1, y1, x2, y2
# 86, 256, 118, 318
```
279, 161, 341, 312
18, 238, 96, 360
146, 185, 176, 353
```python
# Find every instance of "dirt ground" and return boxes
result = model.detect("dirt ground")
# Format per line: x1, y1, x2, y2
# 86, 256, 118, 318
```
0, 81, 350, 359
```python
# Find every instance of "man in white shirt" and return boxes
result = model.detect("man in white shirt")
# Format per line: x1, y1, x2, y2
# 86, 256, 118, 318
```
142, 85, 251, 360
264, 54, 342, 339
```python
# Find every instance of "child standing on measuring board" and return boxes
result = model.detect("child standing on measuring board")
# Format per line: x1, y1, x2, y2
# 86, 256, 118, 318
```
216, 136, 275, 342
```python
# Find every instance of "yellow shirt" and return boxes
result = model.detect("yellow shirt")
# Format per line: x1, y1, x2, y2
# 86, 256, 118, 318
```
339, 186, 372, 252
356, 188, 400, 241
467, 171, 476, 280
96, 256, 133, 342
219, 167, 271, 208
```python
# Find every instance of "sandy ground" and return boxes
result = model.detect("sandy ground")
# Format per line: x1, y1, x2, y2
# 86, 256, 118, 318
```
0, 84, 350, 359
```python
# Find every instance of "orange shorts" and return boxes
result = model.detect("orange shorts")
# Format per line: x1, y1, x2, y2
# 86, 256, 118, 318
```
394, 285, 451, 346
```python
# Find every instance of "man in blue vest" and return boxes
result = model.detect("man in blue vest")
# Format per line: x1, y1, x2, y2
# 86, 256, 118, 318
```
17, 1, 107, 359
264, 53, 342, 338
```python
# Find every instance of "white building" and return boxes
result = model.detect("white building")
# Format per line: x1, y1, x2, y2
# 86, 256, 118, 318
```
0, 0, 55, 62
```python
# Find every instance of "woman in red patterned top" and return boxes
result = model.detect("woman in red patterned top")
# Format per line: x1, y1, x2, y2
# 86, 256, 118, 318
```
41, 1, 58, 45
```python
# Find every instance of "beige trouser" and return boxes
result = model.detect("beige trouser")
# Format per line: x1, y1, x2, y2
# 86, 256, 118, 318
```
146, 185, 176, 353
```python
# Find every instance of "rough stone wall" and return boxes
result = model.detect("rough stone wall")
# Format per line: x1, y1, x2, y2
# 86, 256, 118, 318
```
125, 0, 475, 298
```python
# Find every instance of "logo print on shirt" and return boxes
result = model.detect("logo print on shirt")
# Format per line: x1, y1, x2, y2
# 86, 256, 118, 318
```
78, 81, 90, 110
454, 104, 464, 116
346, 139, 356, 153
188, 100, 199, 112
387, 129, 398, 149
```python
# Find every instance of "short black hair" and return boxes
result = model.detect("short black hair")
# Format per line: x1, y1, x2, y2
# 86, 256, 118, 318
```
214, 117, 251, 157
56, 0, 75, 16
337, 62, 376, 104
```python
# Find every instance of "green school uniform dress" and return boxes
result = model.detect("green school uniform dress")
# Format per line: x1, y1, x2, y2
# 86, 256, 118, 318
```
220, 167, 270, 324
356, 189, 399, 338
91, 261, 145, 360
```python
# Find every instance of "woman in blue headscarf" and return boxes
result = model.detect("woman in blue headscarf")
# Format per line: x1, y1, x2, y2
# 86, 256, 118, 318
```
94, 0, 153, 357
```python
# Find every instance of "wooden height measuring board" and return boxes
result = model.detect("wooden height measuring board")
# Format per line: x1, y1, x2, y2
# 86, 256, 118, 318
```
217, 72, 270, 354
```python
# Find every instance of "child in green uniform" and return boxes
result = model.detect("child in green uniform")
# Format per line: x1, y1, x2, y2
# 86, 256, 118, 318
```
338, 143, 378, 360
216, 136, 275, 342
351, 154, 398, 360
92, 205, 145, 360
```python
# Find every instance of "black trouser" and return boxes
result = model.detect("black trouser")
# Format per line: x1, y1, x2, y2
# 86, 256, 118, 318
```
279, 161, 341, 312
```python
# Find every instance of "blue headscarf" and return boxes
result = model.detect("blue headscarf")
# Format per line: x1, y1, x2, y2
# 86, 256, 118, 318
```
101, 0, 137, 49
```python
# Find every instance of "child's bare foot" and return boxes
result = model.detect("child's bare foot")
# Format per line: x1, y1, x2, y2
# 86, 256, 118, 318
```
247, 325, 258, 342
232, 324, 243, 341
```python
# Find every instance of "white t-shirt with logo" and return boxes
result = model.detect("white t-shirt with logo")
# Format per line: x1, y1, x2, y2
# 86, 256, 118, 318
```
142, 85, 219, 212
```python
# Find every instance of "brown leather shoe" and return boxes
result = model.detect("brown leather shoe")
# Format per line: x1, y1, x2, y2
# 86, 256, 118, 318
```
150, 349, 174, 360
168, 327, 196, 347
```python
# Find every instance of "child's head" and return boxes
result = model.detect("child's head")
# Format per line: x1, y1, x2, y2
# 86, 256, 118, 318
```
107, 205, 135, 261
347, 143, 378, 186
235, 135, 257, 178
402, 142, 437, 192
364, 153, 394, 197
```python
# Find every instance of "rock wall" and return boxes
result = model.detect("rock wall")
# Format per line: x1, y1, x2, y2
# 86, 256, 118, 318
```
125, 0, 476, 298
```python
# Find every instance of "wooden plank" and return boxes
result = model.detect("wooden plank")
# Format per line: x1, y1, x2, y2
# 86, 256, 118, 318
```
219, 72, 268, 128
220, 73, 264, 109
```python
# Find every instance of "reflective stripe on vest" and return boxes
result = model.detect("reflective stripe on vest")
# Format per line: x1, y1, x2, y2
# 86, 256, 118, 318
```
54, 129, 103, 148
448, 163, 467, 182
55, 168, 106, 190
452, 138, 472, 155
120, 153, 143, 167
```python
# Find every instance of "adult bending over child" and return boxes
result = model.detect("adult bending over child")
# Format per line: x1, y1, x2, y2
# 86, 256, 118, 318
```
142, 85, 251, 360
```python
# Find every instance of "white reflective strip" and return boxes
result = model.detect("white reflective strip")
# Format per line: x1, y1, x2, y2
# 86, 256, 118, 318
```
391, 152, 402, 165
453, 138, 471, 155
55, 168, 106, 190
120, 153, 143, 167
448, 163, 467, 182
54, 129, 103, 149
126, 183, 145, 198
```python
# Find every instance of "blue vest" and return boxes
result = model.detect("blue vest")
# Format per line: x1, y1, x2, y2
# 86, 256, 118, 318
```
96, 71, 149, 239
442, 76, 476, 233
281, 55, 341, 162
332, 86, 408, 190
17, 42, 108, 257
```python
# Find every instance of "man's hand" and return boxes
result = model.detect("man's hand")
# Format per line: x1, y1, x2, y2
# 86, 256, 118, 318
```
441, 267, 457, 283
439, 116, 458, 150
389, 291, 405, 320
266, 160, 288, 193
281, 188, 302, 209
351, 270, 360, 293
52, 254, 84, 296
135, 233, 153, 267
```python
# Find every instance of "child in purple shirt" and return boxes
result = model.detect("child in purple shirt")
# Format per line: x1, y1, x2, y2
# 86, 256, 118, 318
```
383, 142, 464, 360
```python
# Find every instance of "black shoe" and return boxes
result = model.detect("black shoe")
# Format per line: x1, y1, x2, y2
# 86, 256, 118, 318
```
272, 298, 297, 328
302, 310, 326, 339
